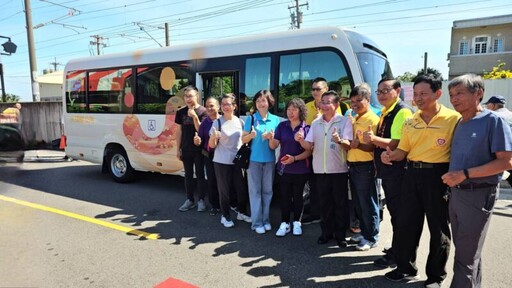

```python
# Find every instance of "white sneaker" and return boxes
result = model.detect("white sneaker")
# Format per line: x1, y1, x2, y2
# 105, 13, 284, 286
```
220, 216, 234, 228
178, 199, 197, 211
237, 213, 252, 223
264, 223, 272, 231
275, 222, 290, 237
254, 226, 266, 234
292, 221, 302, 236
356, 239, 378, 251
197, 199, 206, 212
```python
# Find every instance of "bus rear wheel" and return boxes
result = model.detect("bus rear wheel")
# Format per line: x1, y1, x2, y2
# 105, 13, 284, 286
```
107, 148, 135, 183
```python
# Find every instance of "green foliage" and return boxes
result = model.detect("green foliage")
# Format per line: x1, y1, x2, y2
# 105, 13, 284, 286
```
414, 67, 443, 80
397, 68, 444, 82
137, 103, 166, 114
0, 93, 20, 102
483, 62, 512, 79
396, 72, 415, 82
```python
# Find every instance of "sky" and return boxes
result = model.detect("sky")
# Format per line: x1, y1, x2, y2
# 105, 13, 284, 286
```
1, 0, 511, 102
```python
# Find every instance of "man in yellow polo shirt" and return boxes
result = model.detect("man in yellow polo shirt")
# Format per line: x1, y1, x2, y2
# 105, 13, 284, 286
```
347, 83, 380, 251
381, 74, 461, 287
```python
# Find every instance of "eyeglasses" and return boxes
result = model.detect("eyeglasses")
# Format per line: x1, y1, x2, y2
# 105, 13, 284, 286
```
311, 87, 323, 92
375, 88, 394, 95
221, 103, 233, 107
320, 101, 334, 105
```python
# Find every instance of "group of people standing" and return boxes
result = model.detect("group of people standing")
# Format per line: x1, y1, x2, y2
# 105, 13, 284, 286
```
173, 72, 512, 288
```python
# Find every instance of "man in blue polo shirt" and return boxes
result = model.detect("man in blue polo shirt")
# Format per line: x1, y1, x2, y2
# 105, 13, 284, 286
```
442, 74, 512, 288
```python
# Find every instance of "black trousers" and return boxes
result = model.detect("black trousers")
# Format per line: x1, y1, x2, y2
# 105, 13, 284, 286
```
395, 164, 451, 284
279, 173, 308, 223
381, 176, 404, 257
204, 156, 219, 209
182, 150, 206, 202
214, 162, 248, 219
317, 173, 349, 241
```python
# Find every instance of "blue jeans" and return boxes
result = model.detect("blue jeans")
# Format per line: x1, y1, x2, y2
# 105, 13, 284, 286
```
247, 161, 275, 229
349, 162, 380, 243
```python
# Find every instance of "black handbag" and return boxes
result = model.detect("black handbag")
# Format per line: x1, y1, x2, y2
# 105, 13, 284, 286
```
233, 115, 254, 169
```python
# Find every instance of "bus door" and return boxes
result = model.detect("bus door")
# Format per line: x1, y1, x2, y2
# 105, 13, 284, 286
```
200, 71, 240, 113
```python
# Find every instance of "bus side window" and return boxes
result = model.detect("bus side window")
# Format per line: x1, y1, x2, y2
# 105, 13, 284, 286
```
278, 51, 351, 115
136, 65, 192, 114
65, 71, 87, 113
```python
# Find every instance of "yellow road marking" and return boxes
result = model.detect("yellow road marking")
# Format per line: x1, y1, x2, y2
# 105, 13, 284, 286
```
0, 195, 160, 240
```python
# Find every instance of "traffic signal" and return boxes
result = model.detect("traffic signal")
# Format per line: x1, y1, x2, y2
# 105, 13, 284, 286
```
2, 40, 17, 54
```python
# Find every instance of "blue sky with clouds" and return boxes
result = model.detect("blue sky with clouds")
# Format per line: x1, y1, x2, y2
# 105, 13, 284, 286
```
1, 0, 511, 102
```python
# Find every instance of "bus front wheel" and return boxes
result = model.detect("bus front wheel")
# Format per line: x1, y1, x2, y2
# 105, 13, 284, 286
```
107, 148, 135, 183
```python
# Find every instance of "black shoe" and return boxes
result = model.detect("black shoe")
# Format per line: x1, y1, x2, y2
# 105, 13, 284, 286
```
337, 240, 348, 248
317, 236, 332, 245
209, 208, 220, 216
424, 280, 443, 288
385, 269, 419, 282
374, 255, 397, 268
302, 215, 321, 225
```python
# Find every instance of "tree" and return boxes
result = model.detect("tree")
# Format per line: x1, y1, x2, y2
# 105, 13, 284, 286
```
0, 93, 20, 102
396, 71, 415, 82
414, 67, 443, 80
483, 62, 512, 79
396, 68, 444, 83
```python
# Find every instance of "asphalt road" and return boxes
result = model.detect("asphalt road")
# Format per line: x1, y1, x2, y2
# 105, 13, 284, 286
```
1, 155, 511, 288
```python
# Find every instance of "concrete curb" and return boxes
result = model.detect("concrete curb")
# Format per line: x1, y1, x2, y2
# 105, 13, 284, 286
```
23, 150, 68, 162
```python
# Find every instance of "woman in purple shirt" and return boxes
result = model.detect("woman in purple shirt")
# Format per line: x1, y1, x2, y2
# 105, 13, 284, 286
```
194, 97, 221, 215
269, 98, 312, 237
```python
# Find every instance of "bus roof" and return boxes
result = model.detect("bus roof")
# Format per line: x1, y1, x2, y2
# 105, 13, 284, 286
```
64, 26, 386, 72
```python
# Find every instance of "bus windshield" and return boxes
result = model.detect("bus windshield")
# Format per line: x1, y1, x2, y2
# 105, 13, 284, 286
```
356, 52, 393, 110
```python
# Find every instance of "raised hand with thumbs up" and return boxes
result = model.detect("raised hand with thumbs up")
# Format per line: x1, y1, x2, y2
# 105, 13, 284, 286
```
331, 127, 342, 144
381, 146, 393, 165
193, 132, 201, 146
262, 128, 274, 141
249, 125, 257, 139
362, 124, 374, 143
350, 130, 361, 149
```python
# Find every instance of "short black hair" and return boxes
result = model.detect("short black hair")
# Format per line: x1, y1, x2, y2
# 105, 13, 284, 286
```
378, 78, 401, 89
413, 74, 442, 92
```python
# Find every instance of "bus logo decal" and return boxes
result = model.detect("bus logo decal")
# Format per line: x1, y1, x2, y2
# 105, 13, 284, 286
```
148, 120, 156, 131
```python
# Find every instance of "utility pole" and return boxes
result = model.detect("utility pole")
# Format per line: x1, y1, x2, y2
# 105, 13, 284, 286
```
90, 35, 107, 55
165, 23, 169, 47
0, 63, 5, 102
24, 0, 40, 102
49, 57, 61, 71
423, 52, 428, 74
288, 0, 308, 29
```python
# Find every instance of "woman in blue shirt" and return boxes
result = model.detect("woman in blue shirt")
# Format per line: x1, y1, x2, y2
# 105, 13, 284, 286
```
242, 90, 280, 234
